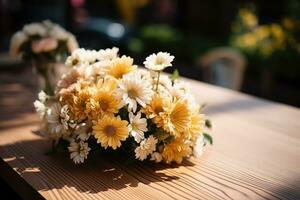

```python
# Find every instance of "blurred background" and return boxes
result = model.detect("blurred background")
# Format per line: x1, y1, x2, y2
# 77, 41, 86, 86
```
0, 0, 299, 107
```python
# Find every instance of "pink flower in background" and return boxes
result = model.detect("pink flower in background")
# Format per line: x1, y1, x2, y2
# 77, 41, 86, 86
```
32, 37, 58, 53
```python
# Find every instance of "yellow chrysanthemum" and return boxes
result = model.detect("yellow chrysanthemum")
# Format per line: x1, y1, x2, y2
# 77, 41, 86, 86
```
142, 94, 166, 126
162, 99, 191, 138
161, 136, 192, 164
87, 78, 121, 119
92, 116, 129, 149
107, 56, 136, 79
188, 107, 205, 142
68, 88, 91, 121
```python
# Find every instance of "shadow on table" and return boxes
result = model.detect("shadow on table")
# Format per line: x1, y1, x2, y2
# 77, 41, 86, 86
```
0, 138, 193, 194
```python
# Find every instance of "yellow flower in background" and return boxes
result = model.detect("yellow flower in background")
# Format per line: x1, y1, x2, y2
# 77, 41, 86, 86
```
107, 55, 136, 79
93, 115, 129, 150
162, 135, 192, 164
239, 8, 258, 29
282, 18, 295, 31
255, 25, 270, 40
162, 99, 191, 138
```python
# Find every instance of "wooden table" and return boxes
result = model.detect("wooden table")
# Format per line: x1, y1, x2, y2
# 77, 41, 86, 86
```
0, 77, 299, 200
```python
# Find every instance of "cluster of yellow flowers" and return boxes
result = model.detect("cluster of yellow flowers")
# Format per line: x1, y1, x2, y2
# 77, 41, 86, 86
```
231, 8, 300, 57
34, 48, 212, 164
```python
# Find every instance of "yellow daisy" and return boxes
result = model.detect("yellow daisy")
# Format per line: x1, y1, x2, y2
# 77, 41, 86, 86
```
86, 78, 121, 119
107, 55, 136, 79
161, 136, 192, 164
162, 99, 191, 138
92, 116, 129, 149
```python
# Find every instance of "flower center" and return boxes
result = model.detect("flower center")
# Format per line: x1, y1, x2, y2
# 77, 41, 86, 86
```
128, 88, 138, 99
155, 57, 164, 65
99, 99, 109, 111
104, 125, 116, 136
154, 106, 163, 114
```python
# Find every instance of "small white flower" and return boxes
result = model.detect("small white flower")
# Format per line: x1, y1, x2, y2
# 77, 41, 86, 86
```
46, 103, 68, 139
38, 90, 49, 103
144, 52, 174, 71
68, 141, 91, 164
193, 134, 205, 158
9, 31, 28, 56
117, 72, 154, 112
23, 22, 46, 36
65, 48, 98, 67
135, 135, 158, 161
128, 112, 148, 143
74, 121, 92, 141
34, 100, 47, 118
150, 152, 163, 163
97, 47, 119, 61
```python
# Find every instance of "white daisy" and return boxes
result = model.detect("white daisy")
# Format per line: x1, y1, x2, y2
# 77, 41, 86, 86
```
23, 22, 46, 36
144, 52, 174, 71
128, 112, 148, 143
97, 47, 119, 61
65, 48, 98, 67
117, 72, 154, 112
46, 103, 68, 139
150, 152, 163, 163
68, 141, 91, 164
135, 135, 158, 161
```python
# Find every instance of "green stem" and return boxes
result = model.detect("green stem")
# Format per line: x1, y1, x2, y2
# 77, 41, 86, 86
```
155, 71, 160, 92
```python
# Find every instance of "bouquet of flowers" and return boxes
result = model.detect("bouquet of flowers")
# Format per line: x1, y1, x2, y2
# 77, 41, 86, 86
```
10, 20, 78, 95
34, 47, 212, 164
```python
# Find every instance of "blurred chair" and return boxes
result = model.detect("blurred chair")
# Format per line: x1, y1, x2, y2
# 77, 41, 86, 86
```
199, 47, 246, 91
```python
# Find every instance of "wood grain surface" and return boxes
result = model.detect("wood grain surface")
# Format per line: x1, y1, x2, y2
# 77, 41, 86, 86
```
0, 76, 299, 200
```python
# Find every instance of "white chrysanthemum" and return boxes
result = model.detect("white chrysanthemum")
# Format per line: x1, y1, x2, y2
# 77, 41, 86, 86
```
65, 48, 98, 67
23, 23, 46, 36
9, 31, 28, 56
49, 24, 69, 40
74, 121, 92, 141
66, 34, 79, 52
117, 72, 154, 112
68, 141, 91, 164
144, 52, 174, 71
47, 103, 69, 139
128, 112, 148, 143
135, 135, 158, 161
150, 152, 163, 163
97, 47, 119, 61
34, 100, 47, 118
193, 134, 205, 158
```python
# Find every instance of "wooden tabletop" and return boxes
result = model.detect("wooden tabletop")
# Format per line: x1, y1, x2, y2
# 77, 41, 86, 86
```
0, 75, 300, 200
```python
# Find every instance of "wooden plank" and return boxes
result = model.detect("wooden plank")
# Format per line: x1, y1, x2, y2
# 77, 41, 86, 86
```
0, 80, 299, 200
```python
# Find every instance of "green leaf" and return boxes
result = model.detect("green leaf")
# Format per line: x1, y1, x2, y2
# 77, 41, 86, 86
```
203, 133, 213, 145
170, 69, 179, 81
